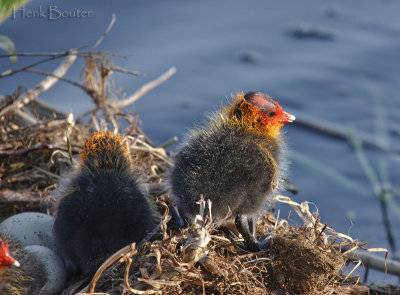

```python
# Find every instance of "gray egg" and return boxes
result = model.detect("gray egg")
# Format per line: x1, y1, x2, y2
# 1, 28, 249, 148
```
24, 245, 66, 295
0, 212, 58, 254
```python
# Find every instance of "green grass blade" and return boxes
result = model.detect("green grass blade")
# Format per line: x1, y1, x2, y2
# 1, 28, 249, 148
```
0, 0, 31, 24
348, 124, 381, 197
290, 151, 372, 198
0, 34, 17, 63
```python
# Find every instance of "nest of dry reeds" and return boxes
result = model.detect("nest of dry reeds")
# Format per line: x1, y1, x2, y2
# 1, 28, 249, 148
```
69, 192, 362, 295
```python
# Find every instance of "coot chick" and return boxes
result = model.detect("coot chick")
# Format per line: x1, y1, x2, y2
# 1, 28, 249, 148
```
54, 131, 157, 276
0, 236, 45, 295
170, 92, 295, 251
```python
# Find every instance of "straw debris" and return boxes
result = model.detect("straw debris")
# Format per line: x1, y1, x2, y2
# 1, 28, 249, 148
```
72, 194, 357, 295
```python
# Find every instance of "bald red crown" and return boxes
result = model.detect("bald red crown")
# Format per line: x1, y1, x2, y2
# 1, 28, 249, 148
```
244, 92, 276, 113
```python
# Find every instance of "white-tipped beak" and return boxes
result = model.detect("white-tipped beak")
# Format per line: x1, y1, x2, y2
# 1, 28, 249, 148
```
11, 259, 20, 268
284, 112, 296, 123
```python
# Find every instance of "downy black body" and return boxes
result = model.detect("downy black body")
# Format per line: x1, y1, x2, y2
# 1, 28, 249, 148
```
54, 132, 157, 276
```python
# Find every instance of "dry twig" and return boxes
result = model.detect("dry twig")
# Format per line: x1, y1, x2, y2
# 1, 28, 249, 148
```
0, 50, 78, 117
114, 67, 176, 109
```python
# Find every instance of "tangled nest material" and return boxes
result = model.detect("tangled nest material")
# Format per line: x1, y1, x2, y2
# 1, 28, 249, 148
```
73, 193, 359, 295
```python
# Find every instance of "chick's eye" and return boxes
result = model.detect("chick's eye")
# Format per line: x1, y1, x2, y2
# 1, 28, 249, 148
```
268, 112, 275, 118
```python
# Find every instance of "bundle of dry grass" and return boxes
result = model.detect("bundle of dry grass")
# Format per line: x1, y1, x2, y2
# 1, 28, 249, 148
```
0, 105, 85, 189
70, 195, 364, 295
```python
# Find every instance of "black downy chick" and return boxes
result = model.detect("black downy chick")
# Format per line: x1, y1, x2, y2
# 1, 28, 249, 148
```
0, 236, 46, 295
170, 92, 295, 251
54, 131, 157, 276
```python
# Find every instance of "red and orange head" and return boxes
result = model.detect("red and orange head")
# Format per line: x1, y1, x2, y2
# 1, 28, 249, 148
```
0, 238, 19, 268
226, 92, 295, 138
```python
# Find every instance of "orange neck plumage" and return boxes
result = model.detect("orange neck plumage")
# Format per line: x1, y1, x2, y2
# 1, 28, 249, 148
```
80, 131, 128, 163
225, 93, 286, 138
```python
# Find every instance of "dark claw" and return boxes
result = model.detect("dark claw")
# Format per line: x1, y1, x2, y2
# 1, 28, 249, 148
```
236, 214, 272, 252
237, 240, 260, 252
257, 234, 272, 250
237, 236, 271, 252
169, 205, 186, 228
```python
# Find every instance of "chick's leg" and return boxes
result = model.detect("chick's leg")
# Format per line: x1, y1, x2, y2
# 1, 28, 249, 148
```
235, 214, 270, 252
235, 214, 258, 250
248, 216, 256, 238
170, 205, 186, 228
